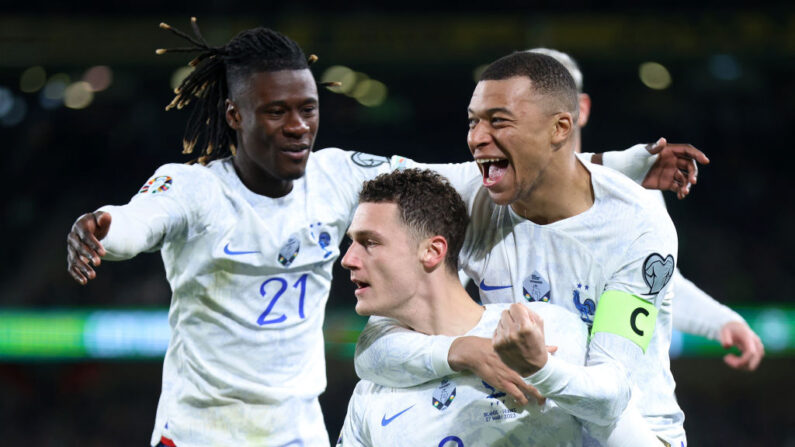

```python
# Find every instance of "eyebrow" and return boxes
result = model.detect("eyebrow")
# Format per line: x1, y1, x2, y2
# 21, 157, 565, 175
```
261, 97, 319, 108
346, 229, 383, 240
467, 107, 515, 117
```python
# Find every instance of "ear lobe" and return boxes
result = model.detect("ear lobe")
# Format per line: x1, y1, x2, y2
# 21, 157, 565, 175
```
225, 99, 242, 130
421, 235, 448, 272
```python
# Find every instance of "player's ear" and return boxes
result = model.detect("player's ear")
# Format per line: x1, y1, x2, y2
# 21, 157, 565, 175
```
577, 93, 591, 127
420, 235, 448, 272
551, 111, 574, 146
225, 98, 242, 130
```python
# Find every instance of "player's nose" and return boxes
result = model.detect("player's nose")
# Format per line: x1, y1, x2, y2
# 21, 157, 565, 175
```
283, 111, 311, 138
467, 121, 491, 152
341, 244, 360, 271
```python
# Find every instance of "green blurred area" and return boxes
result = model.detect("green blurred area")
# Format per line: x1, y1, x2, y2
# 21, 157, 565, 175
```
1, 306, 791, 360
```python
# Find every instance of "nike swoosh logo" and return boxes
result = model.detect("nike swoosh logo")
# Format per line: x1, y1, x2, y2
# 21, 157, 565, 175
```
381, 404, 415, 426
479, 279, 512, 291
223, 243, 260, 256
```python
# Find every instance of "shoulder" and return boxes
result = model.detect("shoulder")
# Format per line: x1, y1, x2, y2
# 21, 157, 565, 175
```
309, 147, 391, 171
587, 161, 675, 237
133, 162, 225, 213
146, 162, 222, 189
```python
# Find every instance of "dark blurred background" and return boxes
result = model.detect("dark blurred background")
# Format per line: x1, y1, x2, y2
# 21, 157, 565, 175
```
1, 2, 794, 446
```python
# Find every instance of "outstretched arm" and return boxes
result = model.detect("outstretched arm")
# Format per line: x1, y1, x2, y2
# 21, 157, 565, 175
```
66, 165, 197, 285
66, 199, 179, 284
673, 269, 765, 371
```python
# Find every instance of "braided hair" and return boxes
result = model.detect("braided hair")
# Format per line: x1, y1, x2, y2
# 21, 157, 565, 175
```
157, 18, 322, 164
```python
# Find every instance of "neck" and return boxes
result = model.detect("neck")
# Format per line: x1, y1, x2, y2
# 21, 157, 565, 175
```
392, 270, 484, 337
232, 152, 294, 198
511, 142, 594, 225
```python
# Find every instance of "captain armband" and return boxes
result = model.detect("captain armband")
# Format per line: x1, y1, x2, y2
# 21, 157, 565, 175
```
591, 290, 657, 353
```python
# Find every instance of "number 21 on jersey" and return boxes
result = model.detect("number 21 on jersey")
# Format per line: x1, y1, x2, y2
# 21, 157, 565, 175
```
257, 274, 308, 325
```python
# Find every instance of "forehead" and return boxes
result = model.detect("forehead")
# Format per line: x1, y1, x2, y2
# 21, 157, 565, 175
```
468, 76, 536, 113
241, 69, 318, 104
350, 202, 402, 232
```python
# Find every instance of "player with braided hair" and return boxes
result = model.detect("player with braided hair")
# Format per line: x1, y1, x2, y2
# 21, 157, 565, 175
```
66, 19, 393, 447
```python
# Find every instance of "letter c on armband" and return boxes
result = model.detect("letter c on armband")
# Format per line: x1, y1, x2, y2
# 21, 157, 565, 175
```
591, 290, 658, 353
630, 307, 650, 336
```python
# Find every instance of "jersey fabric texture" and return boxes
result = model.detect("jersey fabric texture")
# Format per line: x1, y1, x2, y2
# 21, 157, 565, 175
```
99, 149, 427, 447
355, 154, 686, 444
340, 303, 588, 447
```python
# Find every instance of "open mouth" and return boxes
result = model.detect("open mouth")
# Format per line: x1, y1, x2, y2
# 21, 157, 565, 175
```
352, 278, 371, 294
476, 157, 510, 187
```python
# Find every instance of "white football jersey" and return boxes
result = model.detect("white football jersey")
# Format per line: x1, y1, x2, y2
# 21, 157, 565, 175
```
340, 303, 588, 447
356, 155, 686, 444
98, 149, 424, 447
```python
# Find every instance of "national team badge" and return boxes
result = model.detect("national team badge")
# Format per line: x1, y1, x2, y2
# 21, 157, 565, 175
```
572, 283, 595, 324
309, 222, 333, 259
643, 253, 675, 295
277, 234, 301, 267
318, 232, 332, 258
432, 379, 457, 411
351, 152, 389, 168
522, 271, 551, 302
138, 176, 172, 194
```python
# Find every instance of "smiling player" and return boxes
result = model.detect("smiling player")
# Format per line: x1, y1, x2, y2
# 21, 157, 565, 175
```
64, 22, 419, 447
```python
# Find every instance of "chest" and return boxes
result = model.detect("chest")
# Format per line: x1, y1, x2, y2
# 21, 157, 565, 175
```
465, 225, 613, 325
366, 379, 579, 447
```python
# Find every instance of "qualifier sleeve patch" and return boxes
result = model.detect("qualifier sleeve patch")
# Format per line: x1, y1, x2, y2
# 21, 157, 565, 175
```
591, 290, 657, 352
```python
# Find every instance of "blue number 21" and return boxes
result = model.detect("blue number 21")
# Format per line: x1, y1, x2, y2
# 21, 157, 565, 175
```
258, 274, 308, 325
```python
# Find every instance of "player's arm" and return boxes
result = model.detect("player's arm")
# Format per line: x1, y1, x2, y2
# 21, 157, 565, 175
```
673, 268, 765, 371
583, 214, 679, 422
354, 316, 541, 406
354, 316, 456, 387
585, 138, 710, 199
492, 303, 631, 426
66, 166, 194, 284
